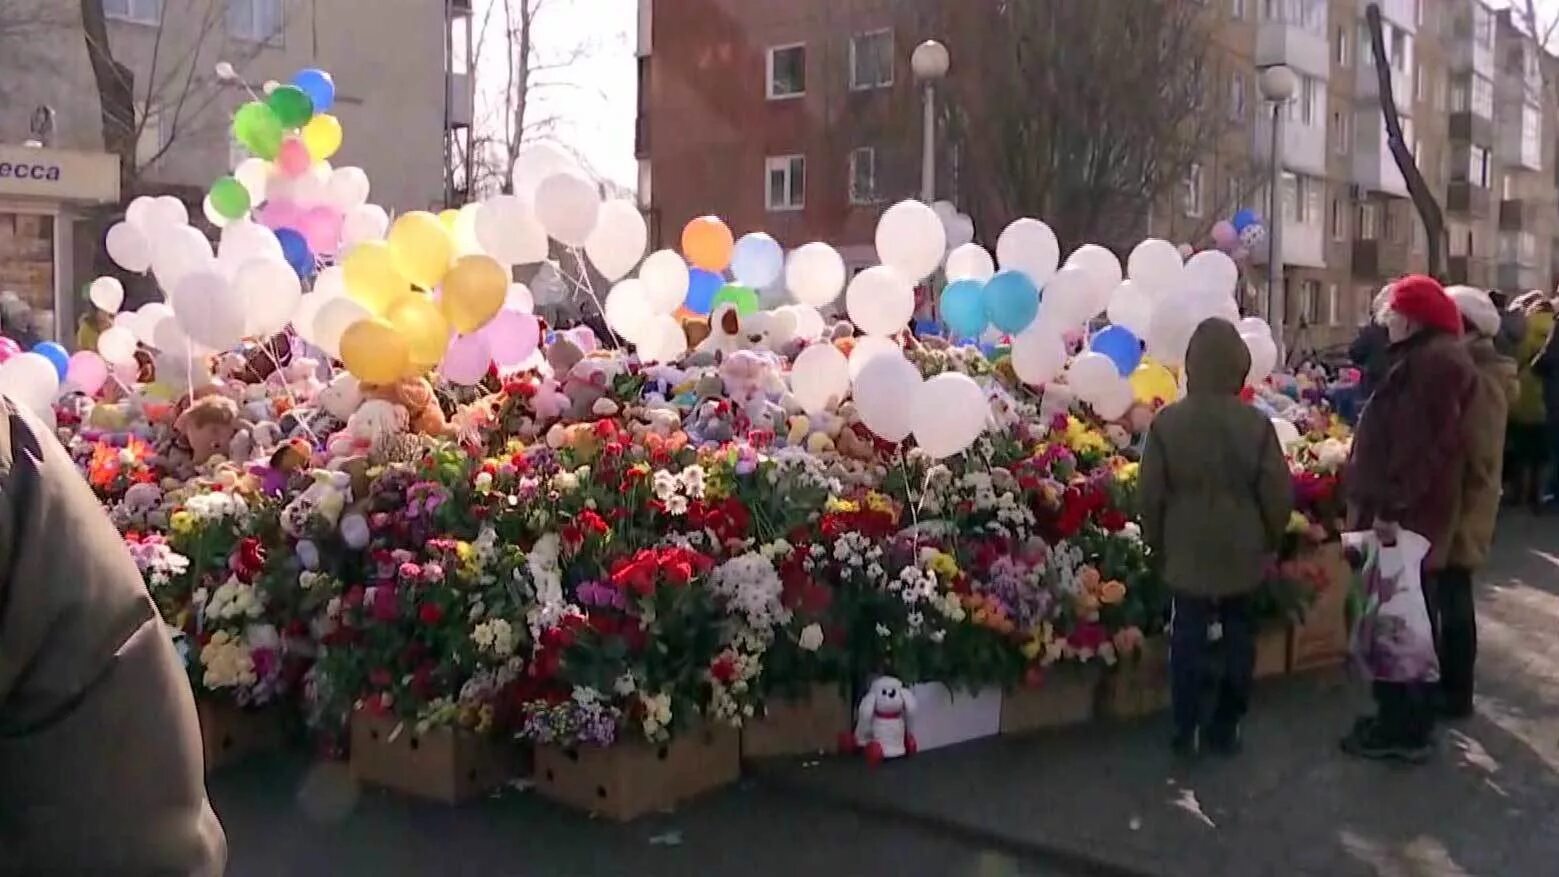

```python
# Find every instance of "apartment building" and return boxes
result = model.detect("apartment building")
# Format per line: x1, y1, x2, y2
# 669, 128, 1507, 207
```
0, 0, 473, 342
637, 0, 1559, 353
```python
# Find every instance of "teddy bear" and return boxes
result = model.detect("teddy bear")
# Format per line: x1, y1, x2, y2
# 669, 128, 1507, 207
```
544, 421, 603, 462
739, 309, 798, 354
326, 398, 407, 463
844, 676, 918, 764
686, 398, 737, 446
695, 304, 745, 358
281, 469, 353, 538
361, 376, 448, 437
174, 395, 245, 465
112, 482, 167, 530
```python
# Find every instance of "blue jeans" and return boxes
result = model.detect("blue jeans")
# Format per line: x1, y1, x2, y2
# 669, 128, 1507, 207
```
1170, 594, 1256, 739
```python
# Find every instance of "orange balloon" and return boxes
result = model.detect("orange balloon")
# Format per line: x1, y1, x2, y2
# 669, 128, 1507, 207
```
681, 215, 734, 272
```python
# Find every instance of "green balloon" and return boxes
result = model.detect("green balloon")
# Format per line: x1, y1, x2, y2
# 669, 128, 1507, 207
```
232, 101, 284, 159
209, 176, 251, 219
713, 284, 759, 315
267, 84, 315, 129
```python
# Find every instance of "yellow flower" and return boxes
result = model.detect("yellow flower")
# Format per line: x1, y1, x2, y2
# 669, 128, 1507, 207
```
1287, 511, 1311, 535
1114, 461, 1140, 485
864, 491, 893, 514
169, 510, 195, 535
456, 541, 474, 562
1021, 639, 1042, 660
926, 551, 959, 581
825, 497, 860, 515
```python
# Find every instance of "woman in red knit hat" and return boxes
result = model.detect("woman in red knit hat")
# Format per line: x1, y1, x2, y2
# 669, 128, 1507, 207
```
1342, 274, 1478, 763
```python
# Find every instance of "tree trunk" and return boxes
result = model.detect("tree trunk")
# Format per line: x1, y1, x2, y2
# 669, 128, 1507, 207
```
79, 0, 137, 188
1366, 4, 1445, 281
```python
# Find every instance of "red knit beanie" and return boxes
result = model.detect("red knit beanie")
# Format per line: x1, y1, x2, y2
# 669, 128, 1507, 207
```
1388, 275, 1463, 336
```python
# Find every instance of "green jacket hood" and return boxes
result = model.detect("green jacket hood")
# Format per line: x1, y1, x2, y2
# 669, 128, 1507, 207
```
1184, 318, 1250, 396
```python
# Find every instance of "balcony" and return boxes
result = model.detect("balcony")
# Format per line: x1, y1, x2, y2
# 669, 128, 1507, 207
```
1251, 222, 1326, 269
1447, 255, 1493, 287
1255, 116, 1328, 177
1451, 39, 1495, 77
1351, 238, 1409, 278
1448, 111, 1494, 145
1499, 198, 1542, 231
1355, 61, 1414, 111
637, 0, 652, 57
1364, 0, 1417, 31
1496, 112, 1543, 171
1256, 21, 1330, 80
1448, 181, 1492, 217
1352, 112, 1408, 198
447, 72, 473, 129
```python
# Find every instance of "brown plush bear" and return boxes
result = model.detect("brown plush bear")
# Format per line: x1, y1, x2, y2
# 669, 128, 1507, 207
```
361, 376, 449, 436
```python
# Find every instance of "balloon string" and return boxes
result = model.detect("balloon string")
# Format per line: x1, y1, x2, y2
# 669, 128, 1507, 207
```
562, 247, 623, 349
260, 342, 319, 445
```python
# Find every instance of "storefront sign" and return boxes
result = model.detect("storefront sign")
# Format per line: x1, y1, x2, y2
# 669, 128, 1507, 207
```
0, 145, 119, 204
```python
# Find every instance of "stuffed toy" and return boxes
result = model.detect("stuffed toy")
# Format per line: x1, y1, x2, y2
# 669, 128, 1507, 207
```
318, 373, 362, 421
695, 304, 745, 358
686, 398, 737, 446
326, 399, 407, 463
544, 422, 604, 462
174, 395, 244, 465
281, 469, 352, 538
362, 376, 448, 436
843, 676, 918, 764
739, 309, 798, 353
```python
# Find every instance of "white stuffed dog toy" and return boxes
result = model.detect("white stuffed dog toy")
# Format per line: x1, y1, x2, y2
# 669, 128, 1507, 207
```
849, 675, 918, 764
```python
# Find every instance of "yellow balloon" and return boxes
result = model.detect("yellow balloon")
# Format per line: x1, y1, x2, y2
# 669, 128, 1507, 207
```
342, 241, 409, 314
1129, 360, 1178, 406
438, 209, 460, 232
386, 292, 453, 365
387, 210, 454, 290
440, 254, 508, 333
340, 318, 411, 384
301, 113, 343, 160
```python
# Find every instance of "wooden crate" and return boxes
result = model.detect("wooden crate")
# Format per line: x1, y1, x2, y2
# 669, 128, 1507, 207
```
1291, 543, 1350, 672
1099, 640, 1171, 721
349, 710, 517, 804
533, 725, 740, 822
1002, 666, 1101, 731
1253, 626, 1291, 679
197, 699, 287, 773
741, 685, 851, 760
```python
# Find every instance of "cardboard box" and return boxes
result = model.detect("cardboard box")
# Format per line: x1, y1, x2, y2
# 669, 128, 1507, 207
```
349, 710, 517, 804
533, 725, 740, 822
1098, 640, 1171, 720
741, 684, 851, 760
1253, 626, 1291, 679
1291, 544, 1350, 672
1003, 665, 1102, 731
196, 699, 287, 773
907, 682, 1003, 751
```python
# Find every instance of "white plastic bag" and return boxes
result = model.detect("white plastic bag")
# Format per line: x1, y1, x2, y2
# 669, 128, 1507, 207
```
1343, 529, 1440, 684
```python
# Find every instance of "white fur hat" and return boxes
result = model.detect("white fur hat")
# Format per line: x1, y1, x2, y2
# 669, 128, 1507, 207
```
1446, 285, 1500, 337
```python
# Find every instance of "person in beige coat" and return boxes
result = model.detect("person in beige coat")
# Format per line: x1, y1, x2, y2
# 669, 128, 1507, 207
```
1440, 288, 1520, 719
0, 398, 226, 875
1140, 318, 1293, 757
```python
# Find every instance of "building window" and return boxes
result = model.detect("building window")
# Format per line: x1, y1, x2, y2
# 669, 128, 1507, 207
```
1300, 280, 1322, 325
1182, 163, 1204, 217
227, 0, 283, 43
1414, 66, 1426, 103
766, 155, 805, 211
1332, 110, 1350, 154
104, 0, 161, 24
1468, 145, 1490, 188
1335, 26, 1350, 67
1229, 71, 1247, 122
1472, 74, 1494, 119
1281, 173, 1320, 225
1383, 205, 1400, 243
1473, 3, 1495, 51
1326, 283, 1340, 326
767, 44, 807, 99
1232, 0, 1247, 20
850, 30, 893, 90
1358, 202, 1379, 240
849, 147, 878, 204
1330, 198, 1346, 241
1283, 75, 1322, 126
1521, 101, 1542, 169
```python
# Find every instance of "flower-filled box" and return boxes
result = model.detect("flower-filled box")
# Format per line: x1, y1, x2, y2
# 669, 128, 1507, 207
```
197, 699, 288, 772
906, 682, 1003, 751
533, 725, 740, 822
740, 684, 851, 760
1002, 663, 1101, 732
1253, 625, 1290, 679
1290, 543, 1350, 672
349, 710, 517, 804
1097, 639, 1170, 721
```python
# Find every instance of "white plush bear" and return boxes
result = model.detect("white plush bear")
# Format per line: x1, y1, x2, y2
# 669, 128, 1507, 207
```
326, 399, 407, 462
851, 675, 918, 764
696, 303, 744, 357
281, 469, 353, 538
739, 309, 798, 353
317, 372, 362, 421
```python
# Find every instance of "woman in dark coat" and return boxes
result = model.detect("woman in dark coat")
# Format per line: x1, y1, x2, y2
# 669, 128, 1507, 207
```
1343, 275, 1478, 763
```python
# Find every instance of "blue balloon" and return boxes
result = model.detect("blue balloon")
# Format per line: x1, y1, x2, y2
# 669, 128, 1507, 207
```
940, 280, 987, 338
1090, 325, 1144, 376
293, 68, 336, 113
982, 270, 1040, 334
275, 227, 315, 279
1231, 209, 1258, 232
686, 267, 723, 315
32, 341, 69, 381
729, 233, 783, 289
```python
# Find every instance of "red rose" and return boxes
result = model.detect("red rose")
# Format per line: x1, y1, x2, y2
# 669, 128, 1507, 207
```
561, 523, 584, 546
1097, 509, 1129, 532
710, 655, 737, 684
369, 667, 394, 689
418, 602, 444, 626
371, 586, 400, 622
580, 510, 609, 536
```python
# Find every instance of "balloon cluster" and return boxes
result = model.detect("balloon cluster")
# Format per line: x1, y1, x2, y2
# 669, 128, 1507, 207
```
1210, 208, 1266, 261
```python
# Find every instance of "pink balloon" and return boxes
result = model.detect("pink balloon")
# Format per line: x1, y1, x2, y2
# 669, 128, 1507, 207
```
0, 337, 19, 364
1211, 220, 1238, 251
298, 206, 344, 256
482, 310, 540, 368
565, 326, 599, 354
113, 359, 140, 384
277, 137, 312, 177
257, 199, 303, 232
441, 332, 491, 386
66, 351, 110, 395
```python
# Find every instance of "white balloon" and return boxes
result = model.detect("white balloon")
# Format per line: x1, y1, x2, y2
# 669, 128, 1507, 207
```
1271, 417, 1302, 449
584, 199, 648, 282
911, 372, 988, 458
1183, 250, 1239, 298
845, 265, 914, 337
171, 270, 244, 351
1010, 329, 1067, 386
605, 279, 655, 341
506, 283, 535, 314
534, 172, 601, 247
1066, 244, 1123, 299
125, 196, 158, 231
1146, 301, 1200, 367
1091, 377, 1135, 421
853, 350, 922, 442
292, 160, 333, 208
311, 297, 371, 358
1038, 267, 1096, 328
1127, 238, 1184, 294
1238, 316, 1272, 337
151, 315, 193, 355
0, 352, 60, 414
848, 334, 901, 382
150, 195, 189, 229
786, 242, 846, 307
945, 243, 996, 283
106, 222, 152, 273
996, 218, 1060, 287
133, 302, 174, 346
474, 195, 548, 266
875, 200, 947, 282
1106, 280, 1155, 338
326, 166, 371, 209
97, 326, 139, 364
1243, 331, 1278, 386
787, 304, 827, 341
202, 195, 233, 229
1065, 351, 1120, 400
237, 258, 303, 337
638, 249, 690, 314
112, 312, 137, 331
341, 204, 390, 247
790, 343, 850, 416
234, 157, 270, 205
153, 226, 214, 295
511, 143, 584, 205
312, 265, 347, 299
219, 219, 283, 268
947, 214, 976, 250
155, 349, 212, 391
451, 203, 484, 256
635, 314, 687, 363
89, 277, 125, 313
292, 293, 331, 344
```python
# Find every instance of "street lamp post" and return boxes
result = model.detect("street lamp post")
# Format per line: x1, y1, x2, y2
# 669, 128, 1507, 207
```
1258, 65, 1297, 364
912, 40, 950, 204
